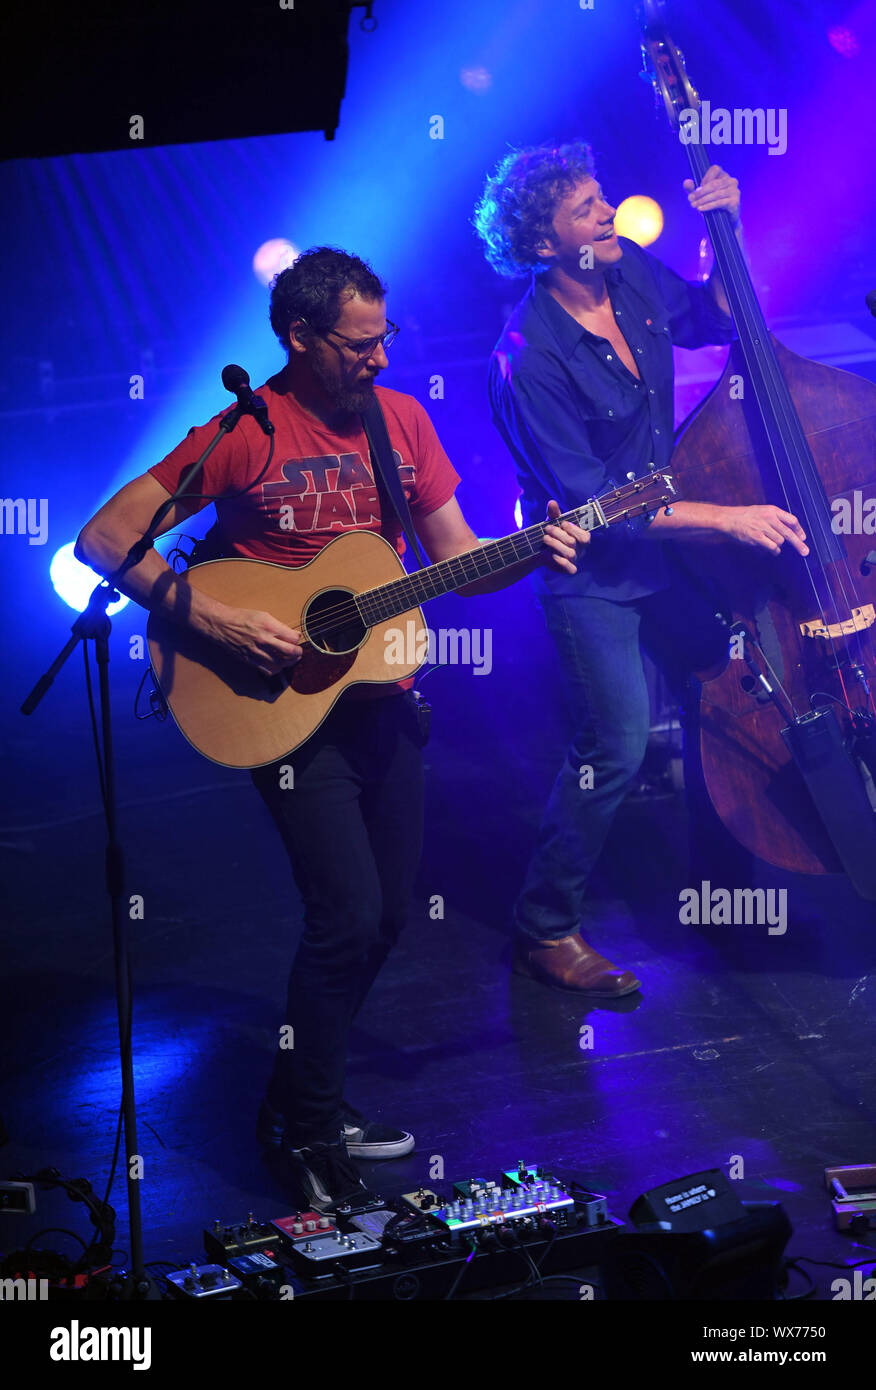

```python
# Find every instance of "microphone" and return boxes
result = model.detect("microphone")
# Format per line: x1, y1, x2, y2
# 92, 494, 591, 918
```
866, 290, 876, 320
221, 364, 274, 435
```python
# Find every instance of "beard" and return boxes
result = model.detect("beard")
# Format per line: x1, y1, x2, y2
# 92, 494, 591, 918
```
310, 350, 377, 415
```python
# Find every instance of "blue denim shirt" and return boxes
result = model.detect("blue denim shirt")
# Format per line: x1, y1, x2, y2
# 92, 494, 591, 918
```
488, 236, 735, 600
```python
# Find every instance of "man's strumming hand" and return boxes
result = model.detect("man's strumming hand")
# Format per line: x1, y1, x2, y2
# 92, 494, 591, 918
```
206, 606, 304, 676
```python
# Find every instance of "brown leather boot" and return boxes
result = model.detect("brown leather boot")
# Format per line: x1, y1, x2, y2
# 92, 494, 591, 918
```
513, 932, 641, 996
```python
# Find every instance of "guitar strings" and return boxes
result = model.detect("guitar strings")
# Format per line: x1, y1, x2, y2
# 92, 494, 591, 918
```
286, 489, 664, 642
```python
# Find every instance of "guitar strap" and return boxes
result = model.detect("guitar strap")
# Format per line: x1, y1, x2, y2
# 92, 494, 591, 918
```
189, 394, 425, 573
360, 395, 425, 571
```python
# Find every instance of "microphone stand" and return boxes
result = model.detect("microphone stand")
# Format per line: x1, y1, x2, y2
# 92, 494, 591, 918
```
20, 383, 270, 1300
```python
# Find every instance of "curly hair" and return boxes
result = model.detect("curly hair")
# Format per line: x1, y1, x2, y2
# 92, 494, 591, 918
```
269, 246, 387, 351
473, 141, 597, 278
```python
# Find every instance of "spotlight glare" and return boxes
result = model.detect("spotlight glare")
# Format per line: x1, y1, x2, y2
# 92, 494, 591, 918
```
614, 195, 664, 247
513, 497, 523, 530
50, 542, 129, 615
252, 238, 301, 288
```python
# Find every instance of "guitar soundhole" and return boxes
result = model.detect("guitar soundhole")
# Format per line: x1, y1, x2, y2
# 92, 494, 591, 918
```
304, 587, 368, 656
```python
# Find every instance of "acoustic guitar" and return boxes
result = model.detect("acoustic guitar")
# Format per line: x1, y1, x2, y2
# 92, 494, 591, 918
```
146, 469, 676, 768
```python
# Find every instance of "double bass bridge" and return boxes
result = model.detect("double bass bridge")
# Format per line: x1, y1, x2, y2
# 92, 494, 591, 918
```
799, 605, 875, 642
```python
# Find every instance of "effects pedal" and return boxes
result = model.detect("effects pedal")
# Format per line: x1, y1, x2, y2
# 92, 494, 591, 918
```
508, 1162, 611, 1228
434, 1165, 575, 1235
401, 1187, 441, 1214
334, 1192, 386, 1219
226, 1249, 290, 1297
349, 1206, 445, 1248
203, 1213, 276, 1262
284, 1229, 382, 1273
271, 1211, 336, 1246
166, 1262, 242, 1299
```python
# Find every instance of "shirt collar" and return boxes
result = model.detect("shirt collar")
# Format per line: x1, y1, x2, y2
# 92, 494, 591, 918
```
531, 265, 625, 358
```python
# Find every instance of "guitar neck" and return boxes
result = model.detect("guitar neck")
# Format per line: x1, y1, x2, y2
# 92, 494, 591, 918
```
355, 502, 603, 628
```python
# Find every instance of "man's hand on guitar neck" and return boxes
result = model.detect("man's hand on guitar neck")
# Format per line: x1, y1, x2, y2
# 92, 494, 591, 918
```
414, 494, 589, 596
543, 498, 590, 574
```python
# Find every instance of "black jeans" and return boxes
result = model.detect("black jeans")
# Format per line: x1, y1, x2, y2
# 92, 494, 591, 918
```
251, 690, 424, 1146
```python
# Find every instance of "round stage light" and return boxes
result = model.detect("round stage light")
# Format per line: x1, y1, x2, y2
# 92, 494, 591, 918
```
50, 542, 129, 616
252, 238, 301, 288
614, 195, 664, 247
827, 26, 860, 58
460, 66, 492, 93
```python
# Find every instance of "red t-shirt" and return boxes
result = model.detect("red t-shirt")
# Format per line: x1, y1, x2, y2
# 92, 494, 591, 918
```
149, 374, 460, 565
148, 374, 460, 700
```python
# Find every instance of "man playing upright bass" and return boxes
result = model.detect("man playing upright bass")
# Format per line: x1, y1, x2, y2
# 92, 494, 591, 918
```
475, 142, 808, 996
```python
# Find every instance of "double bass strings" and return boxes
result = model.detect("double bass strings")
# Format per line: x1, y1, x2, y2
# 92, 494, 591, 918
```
688, 140, 873, 715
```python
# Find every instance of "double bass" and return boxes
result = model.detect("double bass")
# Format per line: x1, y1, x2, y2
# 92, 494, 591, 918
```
639, 4, 876, 899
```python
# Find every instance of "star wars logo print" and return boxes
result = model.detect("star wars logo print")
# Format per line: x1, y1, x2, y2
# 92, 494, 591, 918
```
262, 451, 414, 532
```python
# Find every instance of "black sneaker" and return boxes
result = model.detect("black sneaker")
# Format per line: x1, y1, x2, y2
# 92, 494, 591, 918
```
282, 1133, 377, 1214
340, 1101, 415, 1160
257, 1100, 415, 1160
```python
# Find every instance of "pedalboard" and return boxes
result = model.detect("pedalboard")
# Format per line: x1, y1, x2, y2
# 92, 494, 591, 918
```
194, 1161, 621, 1299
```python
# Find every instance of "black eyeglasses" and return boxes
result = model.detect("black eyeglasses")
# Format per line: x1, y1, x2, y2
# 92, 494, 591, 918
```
308, 319, 400, 358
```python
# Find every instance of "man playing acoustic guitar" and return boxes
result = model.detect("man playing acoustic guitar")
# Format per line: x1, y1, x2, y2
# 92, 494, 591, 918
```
75, 247, 589, 1212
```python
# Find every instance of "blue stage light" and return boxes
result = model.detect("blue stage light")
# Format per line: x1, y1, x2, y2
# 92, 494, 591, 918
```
50, 542, 129, 615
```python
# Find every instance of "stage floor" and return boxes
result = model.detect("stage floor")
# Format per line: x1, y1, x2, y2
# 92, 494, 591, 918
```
3, 721, 875, 1302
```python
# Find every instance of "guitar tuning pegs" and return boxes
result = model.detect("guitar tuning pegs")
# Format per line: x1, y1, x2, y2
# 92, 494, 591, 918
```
664, 505, 674, 516
626, 471, 636, 481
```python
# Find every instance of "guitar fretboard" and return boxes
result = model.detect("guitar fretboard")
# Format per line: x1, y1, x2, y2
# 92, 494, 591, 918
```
355, 502, 602, 627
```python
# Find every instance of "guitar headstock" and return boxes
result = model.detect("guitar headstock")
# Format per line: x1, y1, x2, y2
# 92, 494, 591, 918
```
638, 0, 700, 132
596, 469, 678, 527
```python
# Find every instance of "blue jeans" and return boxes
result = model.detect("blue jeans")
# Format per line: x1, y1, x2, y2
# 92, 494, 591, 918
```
514, 586, 726, 941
